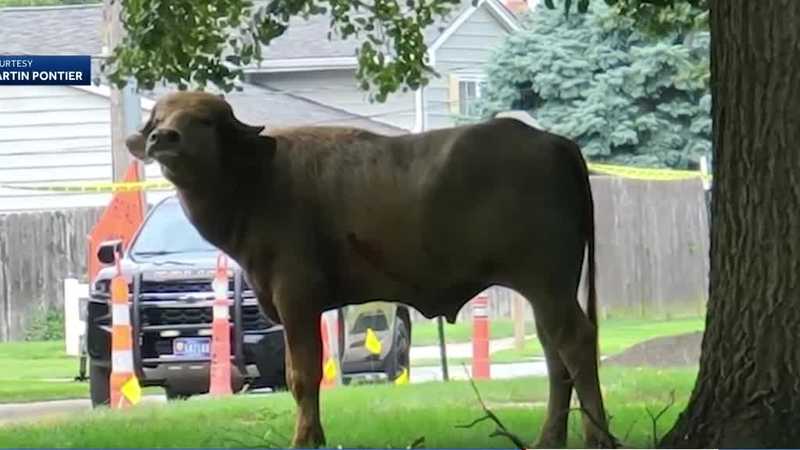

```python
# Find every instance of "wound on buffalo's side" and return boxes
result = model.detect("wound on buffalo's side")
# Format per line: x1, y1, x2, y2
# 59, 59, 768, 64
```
346, 232, 420, 290
346, 232, 385, 268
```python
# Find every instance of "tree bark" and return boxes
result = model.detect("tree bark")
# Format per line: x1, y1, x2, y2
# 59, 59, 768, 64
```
660, 1, 800, 448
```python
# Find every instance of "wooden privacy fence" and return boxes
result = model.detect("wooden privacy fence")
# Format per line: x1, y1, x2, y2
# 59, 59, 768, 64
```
0, 207, 102, 342
0, 175, 709, 341
410, 175, 710, 323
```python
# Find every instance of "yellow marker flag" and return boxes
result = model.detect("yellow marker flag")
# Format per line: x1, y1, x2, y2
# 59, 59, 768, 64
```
394, 368, 409, 385
323, 357, 337, 381
121, 376, 142, 404
365, 328, 382, 355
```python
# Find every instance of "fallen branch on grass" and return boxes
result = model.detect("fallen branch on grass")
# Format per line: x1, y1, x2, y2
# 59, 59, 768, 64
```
645, 390, 676, 448
455, 365, 528, 450
406, 435, 426, 448
567, 406, 620, 448
622, 418, 640, 444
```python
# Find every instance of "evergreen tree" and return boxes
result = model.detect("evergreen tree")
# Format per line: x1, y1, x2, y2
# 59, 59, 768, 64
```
476, 3, 710, 169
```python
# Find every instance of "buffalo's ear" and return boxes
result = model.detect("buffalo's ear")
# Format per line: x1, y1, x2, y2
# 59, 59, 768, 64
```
220, 112, 276, 170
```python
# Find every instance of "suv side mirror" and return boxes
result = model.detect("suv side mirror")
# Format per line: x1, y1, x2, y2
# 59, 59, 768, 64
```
97, 239, 124, 265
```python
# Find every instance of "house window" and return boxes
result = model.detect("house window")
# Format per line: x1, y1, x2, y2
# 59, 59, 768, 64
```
450, 74, 487, 118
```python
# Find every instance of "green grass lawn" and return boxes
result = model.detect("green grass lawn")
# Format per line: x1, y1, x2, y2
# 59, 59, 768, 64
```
0, 366, 698, 448
494, 316, 705, 362
0, 341, 161, 404
411, 319, 536, 346
413, 316, 705, 367
0, 341, 89, 404
1, 317, 703, 403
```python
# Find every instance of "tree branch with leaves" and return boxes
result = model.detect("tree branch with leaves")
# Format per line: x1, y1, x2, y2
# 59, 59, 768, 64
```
106, 0, 467, 101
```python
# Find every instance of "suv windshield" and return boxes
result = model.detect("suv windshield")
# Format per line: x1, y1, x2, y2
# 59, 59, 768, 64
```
129, 198, 217, 258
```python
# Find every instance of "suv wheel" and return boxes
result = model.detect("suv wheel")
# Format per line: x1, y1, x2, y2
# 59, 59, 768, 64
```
386, 315, 410, 382
89, 361, 111, 407
164, 387, 194, 401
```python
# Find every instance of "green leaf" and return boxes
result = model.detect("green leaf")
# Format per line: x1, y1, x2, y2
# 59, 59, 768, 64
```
110, 0, 459, 97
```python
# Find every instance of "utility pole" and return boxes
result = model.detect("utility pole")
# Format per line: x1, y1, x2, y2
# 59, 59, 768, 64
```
418, 86, 449, 381
437, 316, 449, 381
512, 291, 526, 351
103, 0, 142, 183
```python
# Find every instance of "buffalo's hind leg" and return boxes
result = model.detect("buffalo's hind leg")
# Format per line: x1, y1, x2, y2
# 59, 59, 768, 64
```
522, 286, 612, 448
531, 317, 574, 448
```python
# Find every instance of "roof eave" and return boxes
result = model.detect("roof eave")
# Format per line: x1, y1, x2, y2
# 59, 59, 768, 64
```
242, 56, 358, 73
427, 0, 521, 55
70, 84, 155, 111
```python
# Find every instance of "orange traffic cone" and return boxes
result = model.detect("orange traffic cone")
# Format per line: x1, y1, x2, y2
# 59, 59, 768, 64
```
209, 253, 232, 396
109, 257, 141, 409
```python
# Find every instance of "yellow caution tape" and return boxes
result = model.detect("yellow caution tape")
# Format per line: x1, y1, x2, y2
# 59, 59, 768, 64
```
0, 163, 710, 194
0, 180, 174, 193
121, 376, 142, 404
394, 367, 409, 385
365, 328, 382, 355
588, 163, 712, 182
323, 357, 337, 381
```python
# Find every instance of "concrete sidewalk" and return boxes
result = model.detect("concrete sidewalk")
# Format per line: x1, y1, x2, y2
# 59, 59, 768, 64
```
411, 360, 547, 383
410, 335, 536, 361
0, 396, 166, 427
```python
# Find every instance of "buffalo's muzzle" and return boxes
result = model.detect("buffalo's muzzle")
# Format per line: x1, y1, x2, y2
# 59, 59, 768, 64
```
125, 132, 147, 160
145, 128, 182, 158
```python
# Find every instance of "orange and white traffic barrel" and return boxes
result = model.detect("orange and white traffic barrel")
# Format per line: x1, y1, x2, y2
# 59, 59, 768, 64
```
209, 253, 233, 396
471, 292, 491, 380
109, 258, 141, 408
320, 314, 338, 389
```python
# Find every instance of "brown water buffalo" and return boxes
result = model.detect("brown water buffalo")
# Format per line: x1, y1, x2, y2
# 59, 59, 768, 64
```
126, 91, 612, 448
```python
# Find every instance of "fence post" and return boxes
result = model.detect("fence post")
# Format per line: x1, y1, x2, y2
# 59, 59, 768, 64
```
63, 278, 85, 356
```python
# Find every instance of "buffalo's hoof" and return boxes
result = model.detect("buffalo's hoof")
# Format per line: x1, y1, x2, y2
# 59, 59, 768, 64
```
585, 433, 619, 449
533, 435, 566, 449
292, 423, 326, 449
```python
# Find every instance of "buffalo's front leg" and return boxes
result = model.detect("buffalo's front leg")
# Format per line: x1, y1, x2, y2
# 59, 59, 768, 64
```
274, 276, 326, 448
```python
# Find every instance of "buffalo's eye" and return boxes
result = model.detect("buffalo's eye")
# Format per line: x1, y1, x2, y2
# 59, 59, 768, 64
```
140, 118, 158, 135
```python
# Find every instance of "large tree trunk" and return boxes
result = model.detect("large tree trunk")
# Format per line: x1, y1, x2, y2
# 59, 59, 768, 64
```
660, 2, 800, 448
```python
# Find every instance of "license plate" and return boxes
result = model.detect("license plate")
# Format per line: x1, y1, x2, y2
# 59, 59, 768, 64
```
173, 337, 210, 359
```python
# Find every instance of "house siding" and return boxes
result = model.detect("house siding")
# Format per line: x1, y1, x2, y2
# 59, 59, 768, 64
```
424, 4, 510, 130
0, 86, 165, 212
248, 70, 417, 132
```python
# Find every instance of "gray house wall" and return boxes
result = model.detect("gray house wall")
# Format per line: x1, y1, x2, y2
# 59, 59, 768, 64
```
249, 70, 417, 132
424, 5, 511, 130
0, 86, 162, 212
249, 3, 515, 133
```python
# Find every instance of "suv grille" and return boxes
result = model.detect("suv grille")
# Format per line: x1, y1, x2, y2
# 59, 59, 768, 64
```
93, 278, 252, 297
140, 281, 210, 293
139, 278, 251, 294
242, 305, 271, 330
141, 307, 212, 326
141, 304, 271, 331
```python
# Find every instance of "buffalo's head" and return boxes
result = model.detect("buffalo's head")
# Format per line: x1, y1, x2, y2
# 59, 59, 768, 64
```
125, 91, 275, 188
